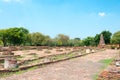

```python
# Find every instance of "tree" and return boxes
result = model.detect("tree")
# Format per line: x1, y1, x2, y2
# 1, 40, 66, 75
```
68, 39, 74, 46
94, 30, 112, 46
30, 32, 44, 46
72, 38, 81, 46
111, 31, 120, 48
41, 35, 52, 46
51, 38, 58, 46
0, 40, 3, 45
74, 38, 81, 41
7, 27, 29, 46
101, 31, 112, 44
0, 29, 8, 46
25, 33, 32, 46
83, 37, 95, 46
55, 34, 69, 46
94, 34, 100, 46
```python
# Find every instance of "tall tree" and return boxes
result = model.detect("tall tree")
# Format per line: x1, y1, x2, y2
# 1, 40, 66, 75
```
25, 33, 32, 46
55, 34, 69, 46
72, 38, 81, 46
0, 29, 8, 46
111, 31, 120, 48
41, 35, 52, 46
94, 30, 112, 46
101, 30, 112, 44
83, 37, 95, 46
30, 32, 44, 46
94, 34, 100, 46
7, 27, 29, 46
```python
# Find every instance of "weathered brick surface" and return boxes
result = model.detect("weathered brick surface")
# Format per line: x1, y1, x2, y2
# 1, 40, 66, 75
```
0, 49, 118, 80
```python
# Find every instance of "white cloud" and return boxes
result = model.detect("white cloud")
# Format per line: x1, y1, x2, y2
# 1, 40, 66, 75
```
98, 12, 106, 17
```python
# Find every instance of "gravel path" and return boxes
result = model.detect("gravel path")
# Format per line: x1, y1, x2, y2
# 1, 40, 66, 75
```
0, 49, 118, 80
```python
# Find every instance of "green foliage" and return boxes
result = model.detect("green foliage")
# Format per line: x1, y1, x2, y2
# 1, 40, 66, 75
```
41, 35, 51, 46
30, 32, 44, 46
26, 33, 32, 46
111, 31, 120, 47
100, 58, 113, 69
0, 29, 8, 46
72, 38, 82, 46
101, 31, 112, 44
93, 58, 113, 80
7, 27, 29, 46
55, 34, 70, 46
0, 27, 114, 47
0, 27, 29, 46
0, 66, 39, 77
0, 39, 3, 45
83, 36, 96, 46
94, 34, 100, 46
94, 30, 112, 46
29, 32, 52, 46
47, 39, 56, 46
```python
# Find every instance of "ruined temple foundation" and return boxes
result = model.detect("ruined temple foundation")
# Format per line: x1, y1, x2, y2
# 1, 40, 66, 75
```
4, 56, 18, 69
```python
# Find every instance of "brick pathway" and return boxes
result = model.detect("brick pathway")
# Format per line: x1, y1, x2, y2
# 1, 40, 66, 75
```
0, 49, 118, 80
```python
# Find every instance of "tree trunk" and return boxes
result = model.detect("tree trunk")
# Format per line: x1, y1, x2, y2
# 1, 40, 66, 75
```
3, 40, 6, 47
3, 43, 6, 47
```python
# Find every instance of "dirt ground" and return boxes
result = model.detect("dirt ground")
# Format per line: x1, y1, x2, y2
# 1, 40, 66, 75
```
0, 49, 119, 80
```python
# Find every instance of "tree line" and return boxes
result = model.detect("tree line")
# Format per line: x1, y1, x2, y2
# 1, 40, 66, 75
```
0, 27, 120, 47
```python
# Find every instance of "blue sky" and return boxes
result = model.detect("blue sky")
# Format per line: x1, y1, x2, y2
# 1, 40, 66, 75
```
0, 0, 120, 39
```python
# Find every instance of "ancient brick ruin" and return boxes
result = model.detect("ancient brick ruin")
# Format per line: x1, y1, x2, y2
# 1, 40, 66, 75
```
98, 34, 105, 48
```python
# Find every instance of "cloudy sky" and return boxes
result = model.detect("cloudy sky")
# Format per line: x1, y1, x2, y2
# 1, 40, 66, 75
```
0, 0, 120, 39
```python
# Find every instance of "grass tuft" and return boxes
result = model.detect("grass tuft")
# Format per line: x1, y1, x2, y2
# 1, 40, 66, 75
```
93, 58, 113, 80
